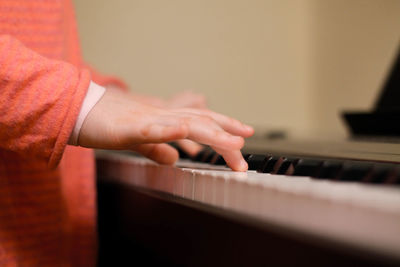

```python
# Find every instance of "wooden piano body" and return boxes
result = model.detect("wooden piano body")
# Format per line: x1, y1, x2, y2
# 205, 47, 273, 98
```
95, 138, 400, 266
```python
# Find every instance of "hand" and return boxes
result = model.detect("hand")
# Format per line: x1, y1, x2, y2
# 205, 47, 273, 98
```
165, 91, 207, 109
108, 86, 207, 110
78, 89, 254, 171
165, 91, 207, 156
108, 85, 207, 110
108, 86, 212, 157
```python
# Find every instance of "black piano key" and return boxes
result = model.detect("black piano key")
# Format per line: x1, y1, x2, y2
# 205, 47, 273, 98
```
169, 142, 191, 159
276, 158, 299, 175
246, 154, 266, 170
270, 157, 285, 174
386, 166, 400, 185
217, 157, 226, 166
193, 147, 213, 162
293, 159, 323, 177
212, 155, 226, 165
338, 162, 373, 182
317, 160, 343, 179
243, 154, 251, 161
394, 167, 400, 185
193, 149, 206, 162
365, 164, 393, 184
393, 171, 400, 185
204, 151, 216, 163
258, 156, 281, 173
256, 156, 270, 172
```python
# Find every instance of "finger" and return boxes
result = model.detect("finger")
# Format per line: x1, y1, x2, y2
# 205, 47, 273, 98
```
138, 115, 243, 152
131, 143, 179, 165
213, 147, 248, 172
188, 96, 207, 109
183, 116, 245, 150
183, 94, 207, 109
176, 139, 203, 157
201, 110, 254, 137
176, 108, 254, 138
135, 122, 189, 144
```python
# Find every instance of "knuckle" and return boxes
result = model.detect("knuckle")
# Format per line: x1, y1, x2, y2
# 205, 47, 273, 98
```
200, 115, 214, 124
179, 116, 191, 126
140, 125, 151, 137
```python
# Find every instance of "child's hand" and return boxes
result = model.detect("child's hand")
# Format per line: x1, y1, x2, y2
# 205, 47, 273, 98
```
165, 91, 207, 109
78, 89, 254, 171
108, 85, 207, 110
164, 91, 207, 156
106, 86, 208, 157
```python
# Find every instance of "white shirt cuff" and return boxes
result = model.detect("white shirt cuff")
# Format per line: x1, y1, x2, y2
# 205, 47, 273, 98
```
69, 81, 106, 146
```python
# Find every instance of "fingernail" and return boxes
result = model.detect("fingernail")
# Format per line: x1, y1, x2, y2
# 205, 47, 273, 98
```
244, 125, 254, 131
239, 159, 248, 171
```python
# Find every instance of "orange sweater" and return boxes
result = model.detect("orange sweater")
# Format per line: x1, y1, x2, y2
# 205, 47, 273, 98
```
0, 1, 124, 266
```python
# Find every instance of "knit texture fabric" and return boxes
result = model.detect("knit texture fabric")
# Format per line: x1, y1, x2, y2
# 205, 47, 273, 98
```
0, 1, 125, 265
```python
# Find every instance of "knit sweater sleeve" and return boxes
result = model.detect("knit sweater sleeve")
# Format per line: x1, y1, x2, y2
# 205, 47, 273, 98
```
82, 63, 129, 91
0, 35, 91, 168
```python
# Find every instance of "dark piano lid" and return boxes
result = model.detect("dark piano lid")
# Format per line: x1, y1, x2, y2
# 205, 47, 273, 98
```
343, 44, 400, 138
375, 45, 400, 112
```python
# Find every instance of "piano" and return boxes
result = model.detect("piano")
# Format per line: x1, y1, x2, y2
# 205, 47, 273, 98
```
95, 46, 400, 266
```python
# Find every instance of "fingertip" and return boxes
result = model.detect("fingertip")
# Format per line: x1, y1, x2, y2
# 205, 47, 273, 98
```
160, 147, 179, 165
213, 148, 248, 172
237, 124, 254, 138
245, 125, 254, 135
233, 159, 248, 172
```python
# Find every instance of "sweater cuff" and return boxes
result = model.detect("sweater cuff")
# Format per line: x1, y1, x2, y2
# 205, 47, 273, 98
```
69, 81, 106, 146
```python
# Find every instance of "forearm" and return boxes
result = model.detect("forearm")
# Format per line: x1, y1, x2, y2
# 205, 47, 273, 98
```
0, 35, 90, 167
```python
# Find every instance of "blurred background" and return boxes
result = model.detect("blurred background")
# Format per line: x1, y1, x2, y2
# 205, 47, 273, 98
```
73, 0, 400, 139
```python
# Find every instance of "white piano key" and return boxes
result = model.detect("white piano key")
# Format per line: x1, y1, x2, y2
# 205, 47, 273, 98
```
193, 170, 204, 202
144, 164, 164, 191
201, 172, 214, 204
174, 168, 185, 197
156, 165, 175, 194
182, 169, 195, 199
214, 175, 226, 207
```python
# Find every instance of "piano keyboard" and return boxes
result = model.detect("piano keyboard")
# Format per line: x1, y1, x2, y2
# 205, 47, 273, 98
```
96, 150, 400, 263
179, 146, 400, 185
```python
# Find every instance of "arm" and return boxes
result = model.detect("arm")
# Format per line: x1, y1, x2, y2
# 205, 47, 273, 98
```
0, 35, 253, 171
0, 35, 90, 167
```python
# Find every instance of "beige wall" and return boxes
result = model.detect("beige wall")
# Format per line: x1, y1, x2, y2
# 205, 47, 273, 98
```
309, 0, 400, 137
73, 0, 400, 138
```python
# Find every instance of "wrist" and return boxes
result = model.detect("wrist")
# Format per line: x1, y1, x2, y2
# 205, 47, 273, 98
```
68, 81, 106, 146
